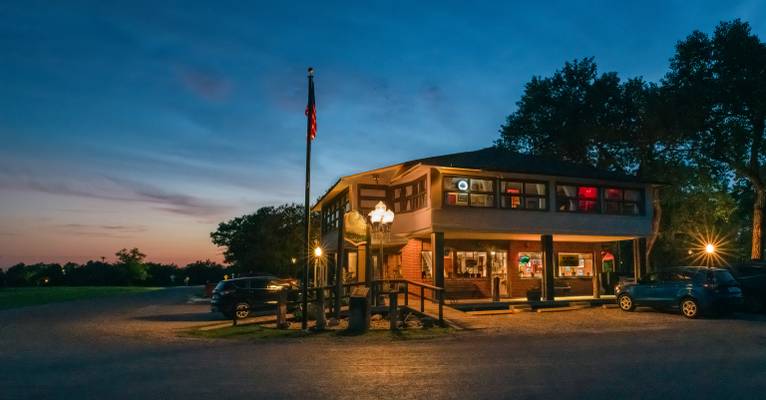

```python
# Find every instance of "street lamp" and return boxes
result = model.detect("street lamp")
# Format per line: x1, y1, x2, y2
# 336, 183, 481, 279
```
313, 246, 324, 287
705, 243, 715, 254
368, 201, 395, 281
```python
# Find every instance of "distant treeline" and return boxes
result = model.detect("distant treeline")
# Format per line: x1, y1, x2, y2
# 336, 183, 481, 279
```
0, 248, 232, 287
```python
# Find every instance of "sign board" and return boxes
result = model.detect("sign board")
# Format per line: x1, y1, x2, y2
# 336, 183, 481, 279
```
559, 255, 580, 267
343, 210, 367, 246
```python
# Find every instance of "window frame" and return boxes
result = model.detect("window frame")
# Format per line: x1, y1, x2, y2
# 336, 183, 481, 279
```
392, 175, 428, 214
603, 187, 644, 216
499, 179, 549, 211
555, 184, 600, 214
443, 175, 497, 208
321, 189, 350, 233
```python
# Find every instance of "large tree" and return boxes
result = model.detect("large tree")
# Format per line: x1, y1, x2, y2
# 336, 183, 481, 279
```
497, 58, 683, 263
664, 19, 766, 260
210, 204, 317, 276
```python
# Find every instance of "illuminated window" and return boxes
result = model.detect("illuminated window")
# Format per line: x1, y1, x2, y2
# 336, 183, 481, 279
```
454, 251, 488, 278
500, 181, 547, 210
444, 177, 495, 207
557, 252, 593, 277
321, 191, 350, 233
420, 251, 433, 279
604, 188, 643, 215
518, 252, 543, 278
556, 185, 599, 213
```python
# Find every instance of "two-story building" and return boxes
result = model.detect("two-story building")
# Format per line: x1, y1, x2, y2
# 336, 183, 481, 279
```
313, 147, 655, 300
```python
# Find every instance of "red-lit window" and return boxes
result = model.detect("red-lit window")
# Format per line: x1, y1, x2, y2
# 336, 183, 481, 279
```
556, 185, 599, 213
500, 181, 547, 210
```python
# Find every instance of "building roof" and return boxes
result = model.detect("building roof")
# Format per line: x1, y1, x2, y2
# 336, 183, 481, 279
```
405, 147, 654, 184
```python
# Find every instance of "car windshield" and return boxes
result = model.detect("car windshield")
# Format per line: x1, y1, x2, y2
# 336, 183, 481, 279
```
214, 281, 233, 291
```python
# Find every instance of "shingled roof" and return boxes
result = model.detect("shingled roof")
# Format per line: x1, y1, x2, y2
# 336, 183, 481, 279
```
405, 147, 652, 184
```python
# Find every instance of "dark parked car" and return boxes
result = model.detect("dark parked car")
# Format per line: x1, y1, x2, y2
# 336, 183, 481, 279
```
728, 262, 766, 313
615, 266, 743, 318
211, 276, 299, 319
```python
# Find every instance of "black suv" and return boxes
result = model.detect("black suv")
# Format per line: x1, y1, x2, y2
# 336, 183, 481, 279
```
211, 276, 299, 319
728, 262, 766, 313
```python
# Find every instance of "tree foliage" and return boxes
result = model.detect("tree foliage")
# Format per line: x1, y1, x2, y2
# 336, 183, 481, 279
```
210, 203, 318, 276
496, 20, 763, 265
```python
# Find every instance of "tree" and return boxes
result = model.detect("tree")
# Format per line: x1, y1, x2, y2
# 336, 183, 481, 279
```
211, 204, 318, 276
497, 58, 685, 264
664, 19, 766, 259
183, 260, 228, 285
115, 248, 148, 284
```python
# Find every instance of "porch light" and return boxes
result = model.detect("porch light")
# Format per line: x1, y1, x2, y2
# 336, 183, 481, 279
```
314, 246, 323, 258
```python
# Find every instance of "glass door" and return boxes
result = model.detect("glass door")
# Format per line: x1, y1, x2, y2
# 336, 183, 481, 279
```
491, 251, 509, 297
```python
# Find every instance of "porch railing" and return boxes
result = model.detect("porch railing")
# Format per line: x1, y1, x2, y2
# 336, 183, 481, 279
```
306, 279, 444, 325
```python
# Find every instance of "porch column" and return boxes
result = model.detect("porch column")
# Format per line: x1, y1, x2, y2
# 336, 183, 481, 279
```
541, 234, 555, 301
632, 237, 647, 279
334, 216, 344, 318
431, 232, 444, 289
592, 244, 601, 299
364, 224, 372, 286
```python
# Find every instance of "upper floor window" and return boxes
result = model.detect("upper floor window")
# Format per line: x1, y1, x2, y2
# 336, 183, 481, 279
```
556, 185, 599, 213
500, 181, 547, 210
444, 177, 494, 207
604, 188, 643, 215
321, 191, 350, 233
393, 176, 427, 213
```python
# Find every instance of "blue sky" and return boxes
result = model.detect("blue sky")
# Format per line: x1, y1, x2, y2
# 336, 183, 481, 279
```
1, 1, 763, 266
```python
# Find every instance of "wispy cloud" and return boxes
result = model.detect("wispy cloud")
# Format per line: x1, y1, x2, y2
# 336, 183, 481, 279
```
52, 223, 148, 239
174, 65, 232, 102
0, 169, 233, 219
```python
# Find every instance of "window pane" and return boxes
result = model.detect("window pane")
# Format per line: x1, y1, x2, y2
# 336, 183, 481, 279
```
501, 195, 521, 208
578, 186, 598, 199
578, 200, 598, 213
444, 177, 469, 191
525, 182, 546, 195
557, 253, 593, 277
605, 188, 623, 200
526, 197, 546, 209
446, 192, 469, 206
455, 251, 488, 278
518, 252, 543, 278
470, 178, 494, 192
420, 251, 433, 279
557, 185, 576, 197
624, 189, 642, 202
405, 185, 413, 196
605, 201, 621, 214
623, 202, 639, 215
470, 194, 494, 207
558, 198, 577, 211
502, 181, 523, 194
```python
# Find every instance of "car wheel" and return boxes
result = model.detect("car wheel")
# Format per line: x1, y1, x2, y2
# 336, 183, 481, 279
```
618, 294, 635, 312
234, 302, 251, 319
680, 298, 700, 319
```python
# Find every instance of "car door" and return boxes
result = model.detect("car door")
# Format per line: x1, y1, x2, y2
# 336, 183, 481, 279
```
653, 271, 685, 307
250, 278, 269, 309
633, 272, 661, 305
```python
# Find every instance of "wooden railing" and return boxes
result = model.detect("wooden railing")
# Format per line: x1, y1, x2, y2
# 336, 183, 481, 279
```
307, 279, 444, 325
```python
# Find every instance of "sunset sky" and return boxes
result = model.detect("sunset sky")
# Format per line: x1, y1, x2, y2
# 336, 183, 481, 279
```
1, 1, 763, 267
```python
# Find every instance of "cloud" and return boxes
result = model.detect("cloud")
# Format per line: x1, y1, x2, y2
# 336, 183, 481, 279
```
52, 223, 148, 239
174, 65, 232, 102
0, 170, 233, 219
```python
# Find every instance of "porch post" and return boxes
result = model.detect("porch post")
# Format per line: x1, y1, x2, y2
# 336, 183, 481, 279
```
334, 216, 344, 319
592, 244, 601, 299
633, 237, 647, 280
541, 234, 555, 301
431, 232, 444, 290
364, 224, 372, 287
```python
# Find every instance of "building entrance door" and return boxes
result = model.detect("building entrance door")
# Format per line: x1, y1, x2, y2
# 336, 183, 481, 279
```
491, 251, 509, 297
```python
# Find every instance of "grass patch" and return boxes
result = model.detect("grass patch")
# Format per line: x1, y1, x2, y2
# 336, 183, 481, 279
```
183, 324, 454, 342
0, 286, 161, 310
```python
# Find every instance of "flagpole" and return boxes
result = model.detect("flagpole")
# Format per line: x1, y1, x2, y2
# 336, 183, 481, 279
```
302, 67, 314, 331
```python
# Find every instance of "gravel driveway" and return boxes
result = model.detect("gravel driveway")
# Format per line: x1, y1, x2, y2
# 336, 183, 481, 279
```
1, 287, 765, 400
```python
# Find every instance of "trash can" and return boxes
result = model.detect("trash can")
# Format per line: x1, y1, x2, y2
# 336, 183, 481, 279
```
349, 287, 370, 332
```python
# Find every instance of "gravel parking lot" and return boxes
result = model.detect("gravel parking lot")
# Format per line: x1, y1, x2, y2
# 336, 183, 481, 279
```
1, 287, 765, 400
